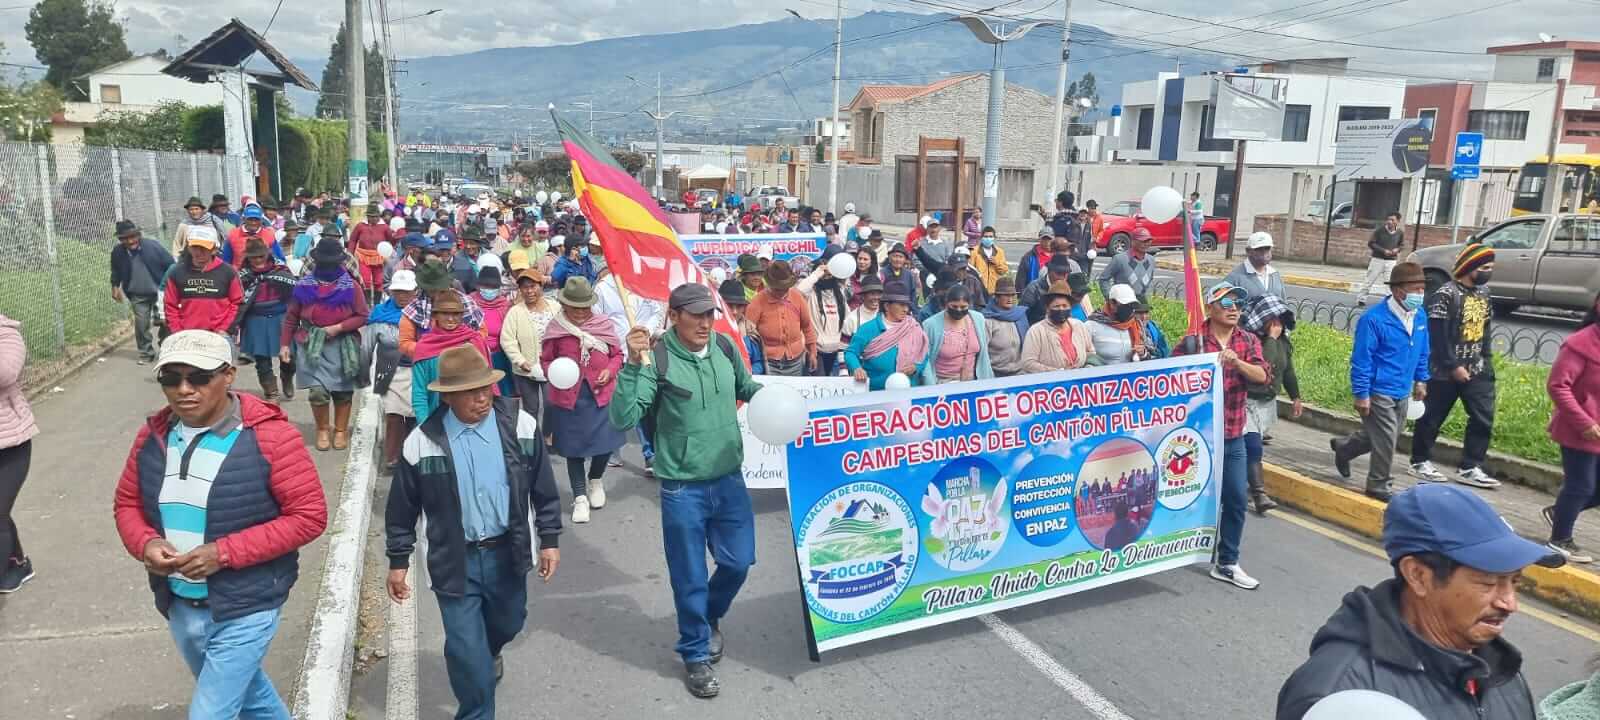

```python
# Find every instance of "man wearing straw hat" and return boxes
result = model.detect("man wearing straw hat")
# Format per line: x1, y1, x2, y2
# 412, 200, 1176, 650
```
386, 344, 563, 719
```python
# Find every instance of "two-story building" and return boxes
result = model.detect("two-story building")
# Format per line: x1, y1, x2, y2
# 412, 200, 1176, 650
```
51, 54, 230, 145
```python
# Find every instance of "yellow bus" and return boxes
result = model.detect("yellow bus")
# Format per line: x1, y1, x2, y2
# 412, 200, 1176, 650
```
1512, 154, 1600, 215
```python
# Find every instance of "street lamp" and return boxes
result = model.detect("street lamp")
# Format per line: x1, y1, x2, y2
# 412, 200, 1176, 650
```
787, 5, 845, 215
390, 8, 441, 23
953, 15, 1046, 224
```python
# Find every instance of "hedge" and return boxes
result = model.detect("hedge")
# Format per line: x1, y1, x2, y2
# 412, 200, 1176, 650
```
277, 118, 388, 194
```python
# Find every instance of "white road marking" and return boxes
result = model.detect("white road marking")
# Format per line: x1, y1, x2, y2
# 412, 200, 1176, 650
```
386, 553, 419, 720
290, 392, 381, 720
979, 614, 1134, 720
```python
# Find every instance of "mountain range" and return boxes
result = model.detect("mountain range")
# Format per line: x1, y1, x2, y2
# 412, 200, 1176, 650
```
289, 11, 1234, 146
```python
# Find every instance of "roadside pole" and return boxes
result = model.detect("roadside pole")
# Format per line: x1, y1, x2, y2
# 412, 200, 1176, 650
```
1045, 0, 1073, 202
345, 0, 369, 211
1224, 140, 1245, 260
1320, 178, 1336, 265
1450, 179, 1463, 244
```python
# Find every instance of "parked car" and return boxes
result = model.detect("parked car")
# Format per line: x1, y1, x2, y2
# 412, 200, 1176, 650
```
1409, 213, 1600, 315
1094, 201, 1232, 253
694, 188, 721, 210
749, 185, 798, 211
1306, 199, 1353, 228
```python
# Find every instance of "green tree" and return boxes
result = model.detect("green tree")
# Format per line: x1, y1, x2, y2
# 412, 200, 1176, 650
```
84, 100, 189, 150
314, 24, 391, 132
1066, 72, 1100, 113
610, 150, 646, 175
0, 80, 64, 141
24, 0, 132, 101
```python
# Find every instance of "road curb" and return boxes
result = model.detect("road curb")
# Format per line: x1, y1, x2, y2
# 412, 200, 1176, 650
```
1153, 259, 1353, 292
1279, 400, 1564, 494
1262, 463, 1600, 623
291, 391, 381, 720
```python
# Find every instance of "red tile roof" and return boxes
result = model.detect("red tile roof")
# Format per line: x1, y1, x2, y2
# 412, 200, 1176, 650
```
846, 74, 982, 112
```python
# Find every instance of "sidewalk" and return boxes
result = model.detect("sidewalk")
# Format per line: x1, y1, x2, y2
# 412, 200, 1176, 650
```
1154, 249, 1365, 292
0, 345, 352, 719
1263, 412, 1597, 575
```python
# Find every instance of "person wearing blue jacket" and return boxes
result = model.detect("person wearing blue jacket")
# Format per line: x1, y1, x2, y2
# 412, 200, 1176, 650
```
845, 291, 929, 390
551, 236, 596, 290
1331, 262, 1431, 502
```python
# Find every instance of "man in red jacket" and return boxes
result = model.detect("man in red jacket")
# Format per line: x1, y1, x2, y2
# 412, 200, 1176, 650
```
113, 329, 326, 718
165, 229, 244, 334
349, 206, 393, 305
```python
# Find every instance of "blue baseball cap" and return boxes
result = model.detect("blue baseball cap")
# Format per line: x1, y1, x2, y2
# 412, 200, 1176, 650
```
1383, 484, 1563, 573
242, 205, 265, 221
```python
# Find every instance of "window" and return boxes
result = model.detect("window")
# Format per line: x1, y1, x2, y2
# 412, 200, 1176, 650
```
1338, 106, 1390, 123
1135, 108, 1154, 150
1479, 218, 1545, 250
1417, 108, 1437, 138
100, 84, 121, 104
1281, 104, 1311, 142
1552, 217, 1600, 255
1197, 105, 1233, 152
1467, 110, 1530, 140
1538, 58, 1557, 82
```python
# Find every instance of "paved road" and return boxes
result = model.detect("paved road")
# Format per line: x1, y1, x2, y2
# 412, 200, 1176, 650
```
0, 347, 351, 719
377, 441, 1599, 719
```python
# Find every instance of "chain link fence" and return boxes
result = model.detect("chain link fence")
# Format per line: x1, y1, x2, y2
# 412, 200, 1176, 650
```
0, 141, 252, 363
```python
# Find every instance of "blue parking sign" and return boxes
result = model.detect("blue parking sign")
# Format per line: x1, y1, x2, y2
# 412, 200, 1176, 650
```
1451, 132, 1483, 181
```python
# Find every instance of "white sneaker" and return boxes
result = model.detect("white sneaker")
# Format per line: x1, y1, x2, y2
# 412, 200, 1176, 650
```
1456, 467, 1502, 489
587, 477, 606, 509
1209, 564, 1260, 590
572, 496, 591, 524
1409, 461, 1448, 483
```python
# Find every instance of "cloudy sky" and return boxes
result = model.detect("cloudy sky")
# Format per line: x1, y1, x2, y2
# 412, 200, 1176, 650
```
0, 0, 1591, 84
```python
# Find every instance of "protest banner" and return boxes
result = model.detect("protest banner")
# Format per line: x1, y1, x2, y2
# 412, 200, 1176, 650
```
739, 376, 865, 489
681, 232, 827, 277
784, 355, 1223, 654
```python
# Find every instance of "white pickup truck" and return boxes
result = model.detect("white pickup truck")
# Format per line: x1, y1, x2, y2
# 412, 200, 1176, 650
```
749, 185, 799, 211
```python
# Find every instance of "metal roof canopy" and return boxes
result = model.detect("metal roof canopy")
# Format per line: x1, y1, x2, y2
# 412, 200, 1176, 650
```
161, 18, 317, 91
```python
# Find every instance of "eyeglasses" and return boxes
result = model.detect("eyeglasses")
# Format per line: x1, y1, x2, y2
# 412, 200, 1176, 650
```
157, 368, 220, 388
1216, 297, 1240, 310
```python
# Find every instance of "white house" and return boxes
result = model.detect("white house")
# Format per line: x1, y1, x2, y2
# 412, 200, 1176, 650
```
52, 54, 229, 145
1114, 64, 1407, 167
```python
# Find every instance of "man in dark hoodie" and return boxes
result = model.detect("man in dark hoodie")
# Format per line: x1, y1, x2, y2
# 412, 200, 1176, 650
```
1276, 483, 1563, 720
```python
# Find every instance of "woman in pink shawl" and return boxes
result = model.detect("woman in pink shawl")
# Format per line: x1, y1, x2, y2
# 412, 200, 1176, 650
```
843, 290, 929, 390
409, 292, 492, 421
540, 276, 625, 524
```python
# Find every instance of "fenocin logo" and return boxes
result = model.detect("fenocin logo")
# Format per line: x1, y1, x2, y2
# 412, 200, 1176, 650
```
798, 482, 918, 624
1155, 427, 1211, 511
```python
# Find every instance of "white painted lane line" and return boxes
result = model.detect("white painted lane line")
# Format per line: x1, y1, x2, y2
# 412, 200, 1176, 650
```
386, 552, 419, 720
979, 614, 1134, 720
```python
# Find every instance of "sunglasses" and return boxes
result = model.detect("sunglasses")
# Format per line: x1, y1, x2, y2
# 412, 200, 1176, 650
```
157, 368, 221, 388
1216, 297, 1240, 310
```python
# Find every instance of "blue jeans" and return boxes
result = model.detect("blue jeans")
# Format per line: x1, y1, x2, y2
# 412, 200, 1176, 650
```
638, 414, 655, 462
1218, 436, 1249, 566
1551, 446, 1600, 542
166, 603, 290, 720
660, 471, 756, 664
436, 544, 529, 720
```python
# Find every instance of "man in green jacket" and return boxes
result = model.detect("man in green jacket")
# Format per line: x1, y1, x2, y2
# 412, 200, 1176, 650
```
610, 283, 762, 700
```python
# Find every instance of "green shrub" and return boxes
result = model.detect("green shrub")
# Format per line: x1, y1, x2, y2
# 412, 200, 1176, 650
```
1145, 296, 1559, 466
181, 106, 226, 151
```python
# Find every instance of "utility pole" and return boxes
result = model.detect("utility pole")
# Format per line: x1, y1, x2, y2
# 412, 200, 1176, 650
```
345, 0, 369, 210
955, 17, 1043, 225
1045, 0, 1073, 203
1225, 140, 1245, 259
641, 72, 677, 201
827, 0, 843, 215
376, 0, 400, 191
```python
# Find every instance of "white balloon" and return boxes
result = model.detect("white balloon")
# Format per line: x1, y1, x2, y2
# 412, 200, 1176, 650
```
709, 267, 728, 285
1087, 248, 1098, 260
286, 257, 303, 275
925, 273, 938, 289
1140, 186, 1184, 224
548, 357, 581, 390
477, 253, 504, 272
536, 190, 549, 204
551, 191, 563, 203
826, 252, 857, 279
1407, 399, 1426, 421
885, 372, 912, 390
376, 241, 394, 259
747, 385, 809, 446
1304, 690, 1426, 720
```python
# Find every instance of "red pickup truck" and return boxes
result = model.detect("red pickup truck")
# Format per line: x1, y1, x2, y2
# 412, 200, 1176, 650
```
1094, 200, 1230, 253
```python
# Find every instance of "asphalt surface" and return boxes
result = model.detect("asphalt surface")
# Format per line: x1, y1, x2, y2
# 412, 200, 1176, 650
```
378, 440, 1600, 719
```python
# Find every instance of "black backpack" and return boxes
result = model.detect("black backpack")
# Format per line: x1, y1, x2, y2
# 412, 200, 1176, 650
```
645, 333, 741, 423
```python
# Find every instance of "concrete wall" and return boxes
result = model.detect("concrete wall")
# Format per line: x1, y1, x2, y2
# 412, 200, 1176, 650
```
879, 75, 1063, 169
1253, 214, 1485, 268
88, 56, 225, 106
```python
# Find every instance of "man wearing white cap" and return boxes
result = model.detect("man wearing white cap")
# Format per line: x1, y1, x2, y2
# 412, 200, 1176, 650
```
365, 270, 420, 471
837, 202, 859, 239
1225, 231, 1285, 300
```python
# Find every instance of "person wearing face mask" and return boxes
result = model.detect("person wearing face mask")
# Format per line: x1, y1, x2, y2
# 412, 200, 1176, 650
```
1086, 284, 1149, 365
981, 276, 1028, 376
968, 226, 1007, 296
1409, 243, 1502, 489
1331, 262, 1431, 502
1225, 232, 1284, 301
282, 238, 370, 451
920, 285, 992, 385
1241, 294, 1302, 515
551, 235, 596, 290
472, 266, 517, 398
1020, 280, 1095, 373
798, 246, 852, 376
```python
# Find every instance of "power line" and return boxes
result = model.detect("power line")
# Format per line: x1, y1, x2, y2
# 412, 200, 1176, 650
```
1085, 0, 1500, 56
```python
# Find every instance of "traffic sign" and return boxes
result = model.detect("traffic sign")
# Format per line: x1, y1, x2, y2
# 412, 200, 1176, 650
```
1452, 165, 1481, 180
1452, 132, 1483, 168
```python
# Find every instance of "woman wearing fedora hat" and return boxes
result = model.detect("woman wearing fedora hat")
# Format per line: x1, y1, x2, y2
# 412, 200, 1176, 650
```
845, 290, 929, 390
541, 277, 625, 524
234, 238, 298, 401
281, 238, 369, 451
409, 291, 494, 422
